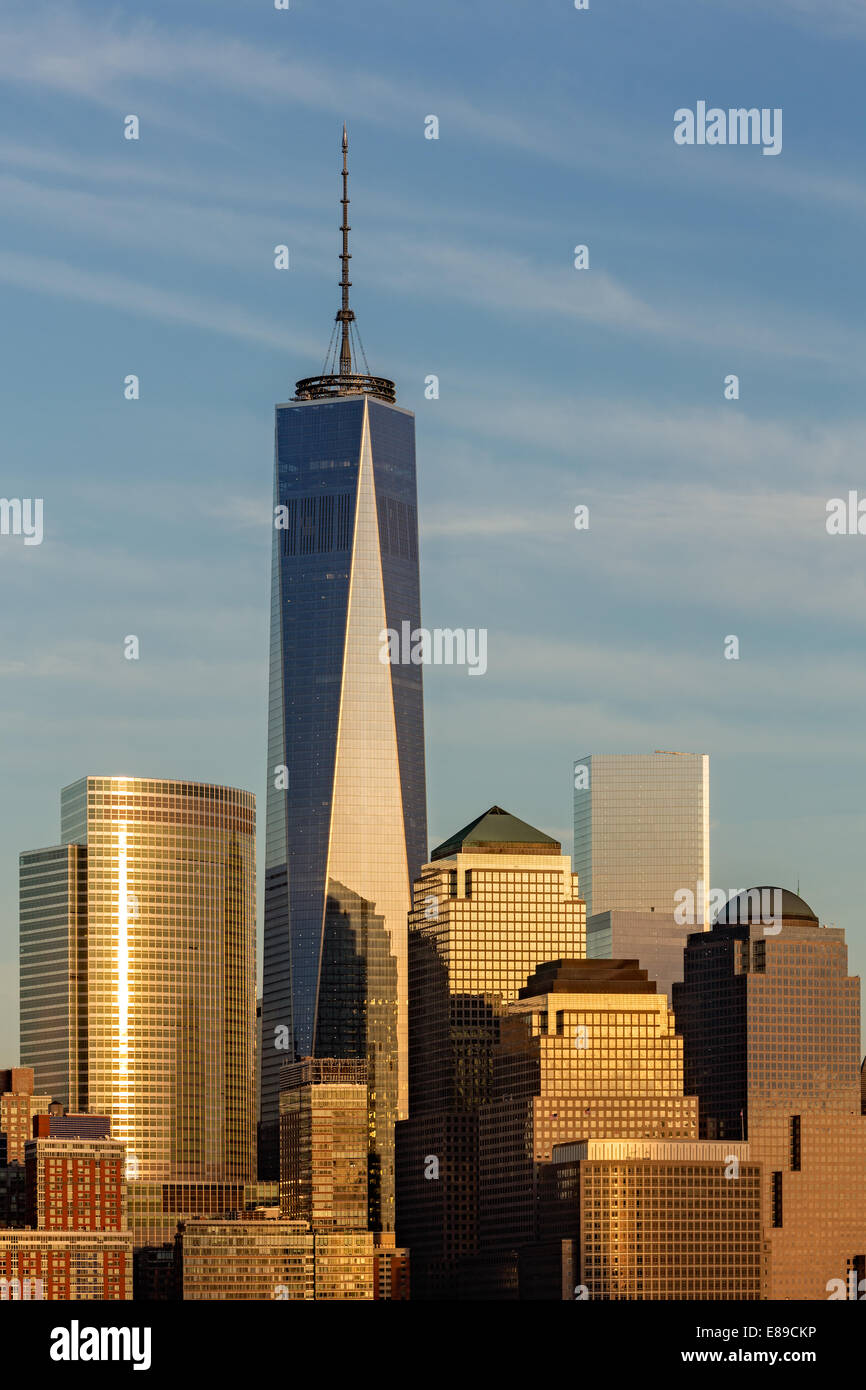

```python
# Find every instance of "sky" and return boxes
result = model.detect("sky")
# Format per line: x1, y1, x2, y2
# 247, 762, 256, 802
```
2, 0, 866, 1059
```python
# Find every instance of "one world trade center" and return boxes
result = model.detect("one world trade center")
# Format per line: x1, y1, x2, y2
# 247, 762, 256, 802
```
261, 129, 427, 1230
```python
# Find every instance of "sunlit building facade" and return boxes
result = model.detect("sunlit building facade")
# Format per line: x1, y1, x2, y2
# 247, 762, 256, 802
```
279, 1058, 368, 1230
26, 1135, 126, 1231
0, 1068, 52, 1164
468, 961, 765, 1299
180, 1213, 375, 1301
20, 777, 257, 1247
674, 888, 866, 1301
575, 752, 710, 992
477, 959, 698, 1260
548, 1140, 763, 1301
573, 753, 709, 918
587, 910, 701, 1000
396, 806, 586, 1298
0, 1230, 132, 1300
261, 133, 427, 1230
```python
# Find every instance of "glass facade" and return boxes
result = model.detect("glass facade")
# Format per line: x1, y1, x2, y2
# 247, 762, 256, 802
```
262, 392, 426, 1232
19, 846, 86, 1108
463, 963, 767, 1300
21, 777, 257, 1248
180, 1216, 375, 1300
556, 1141, 764, 1301
396, 812, 585, 1297
575, 753, 710, 993
477, 961, 698, 1263
587, 909, 702, 998
674, 892, 866, 1300
279, 1058, 368, 1231
573, 752, 710, 918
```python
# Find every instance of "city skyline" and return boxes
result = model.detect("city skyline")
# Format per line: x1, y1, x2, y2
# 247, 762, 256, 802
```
3, 1, 866, 1061
1, 0, 865, 1322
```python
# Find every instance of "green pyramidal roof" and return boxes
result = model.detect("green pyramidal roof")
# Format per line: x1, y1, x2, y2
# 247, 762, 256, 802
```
430, 806, 561, 861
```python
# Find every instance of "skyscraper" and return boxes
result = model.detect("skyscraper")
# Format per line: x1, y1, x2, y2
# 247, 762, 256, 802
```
674, 887, 866, 1300
20, 777, 257, 1247
573, 752, 709, 917
261, 130, 427, 1228
476, 960, 699, 1279
541, 1140, 763, 1301
279, 1058, 369, 1231
396, 806, 586, 1298
574, 752, 710, 994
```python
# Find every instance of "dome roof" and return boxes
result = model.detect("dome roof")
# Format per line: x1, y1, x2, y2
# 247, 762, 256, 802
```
714, 886, 817, 926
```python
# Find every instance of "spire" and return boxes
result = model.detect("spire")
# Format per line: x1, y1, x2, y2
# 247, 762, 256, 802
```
293, 127, 396, 404
337, 122, 353, 377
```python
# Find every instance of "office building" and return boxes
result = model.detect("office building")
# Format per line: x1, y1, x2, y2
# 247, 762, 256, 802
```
396, 806, 586, 1298
21, 776, 257, 1247
261, 130, 427, 1229
476, 959, 698, 1270
180, 1212, 374, 1300
575, 752, 710, 994
544, 1140, 764, 1300
0, 1068, 51, 1163
0, 1230, 132, 1300
279, 1058, 368, 1230
674, 887, 866, 1300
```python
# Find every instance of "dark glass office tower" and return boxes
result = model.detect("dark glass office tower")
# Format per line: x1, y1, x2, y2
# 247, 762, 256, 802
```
674, 888, 866, 1301
261, 130, 427, 1231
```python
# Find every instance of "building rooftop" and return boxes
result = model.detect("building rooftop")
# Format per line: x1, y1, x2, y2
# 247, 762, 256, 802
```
430, 805, 561, 861
714, 886, 817, 926
520, 959, 656, 998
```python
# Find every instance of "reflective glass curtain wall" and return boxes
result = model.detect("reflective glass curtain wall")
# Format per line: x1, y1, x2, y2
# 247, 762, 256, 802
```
262, 393, 426, 1229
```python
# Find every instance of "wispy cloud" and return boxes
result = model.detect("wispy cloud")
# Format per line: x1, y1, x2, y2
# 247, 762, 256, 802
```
3, 4, 866, 225
0, 249, 318, 354
5, 159, 858, 367
711, 0, 866, 38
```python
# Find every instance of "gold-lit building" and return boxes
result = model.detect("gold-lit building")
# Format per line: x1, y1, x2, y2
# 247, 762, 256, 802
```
25, 1136, 126, 1231
180, 1212, 374, 1300
0, 1068, 51, 1164
372, 1231, 410, 1299
470, 960, 767, 1299
396, 806, 586, 1299
674, 888, 866, 1301
279, 1058, 368, 1230
550, 1140, 763, 1301
20, 777, 257, 1247
477, 960, 698, 1261
0, 1230, 132, 1300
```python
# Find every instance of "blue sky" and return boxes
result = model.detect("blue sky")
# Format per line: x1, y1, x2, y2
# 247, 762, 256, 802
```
2, 0, 866, 1059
